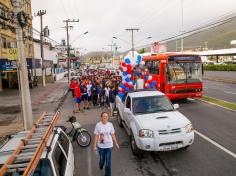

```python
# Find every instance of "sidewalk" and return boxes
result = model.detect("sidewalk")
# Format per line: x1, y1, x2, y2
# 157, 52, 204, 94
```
0, 78, 69, 137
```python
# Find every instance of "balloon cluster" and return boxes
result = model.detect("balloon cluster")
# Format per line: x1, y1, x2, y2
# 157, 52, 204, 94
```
118, 55, 157, 98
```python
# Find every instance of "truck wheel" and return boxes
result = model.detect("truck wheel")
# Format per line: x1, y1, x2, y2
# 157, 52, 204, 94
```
130, 132, 142, 157
117, 111, 123, 128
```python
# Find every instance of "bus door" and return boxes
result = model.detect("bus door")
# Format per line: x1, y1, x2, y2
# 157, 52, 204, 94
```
159, 60, 167, 93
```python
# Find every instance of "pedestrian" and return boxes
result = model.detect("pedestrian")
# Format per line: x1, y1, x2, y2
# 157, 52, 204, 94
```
73, 82, 81, 113
108, 86, 117, 117
92, 82, 98, 106
99, 86, 106, 109
104, 85, 110, 108
80, 81, 89, 110
69, 78, 77, 97
94, 112, 119, 176
87, 80, 93, 108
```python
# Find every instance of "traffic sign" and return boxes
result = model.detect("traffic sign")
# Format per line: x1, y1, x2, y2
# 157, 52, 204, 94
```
7, 48, 18, 60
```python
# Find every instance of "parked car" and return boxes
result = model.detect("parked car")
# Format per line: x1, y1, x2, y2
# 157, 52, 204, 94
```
64, 69, 76, 77
0, 127, 74, 176
116, 90, 194, 156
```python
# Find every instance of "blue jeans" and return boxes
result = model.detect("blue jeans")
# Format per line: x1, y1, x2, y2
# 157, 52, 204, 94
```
98, 147, 112, 176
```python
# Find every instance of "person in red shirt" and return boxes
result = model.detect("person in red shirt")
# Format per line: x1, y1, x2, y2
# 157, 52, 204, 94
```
74, 82, 82, 113
69, 78, 77, 97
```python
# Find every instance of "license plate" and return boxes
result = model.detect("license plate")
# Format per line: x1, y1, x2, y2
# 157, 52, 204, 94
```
162, 144, 179, 151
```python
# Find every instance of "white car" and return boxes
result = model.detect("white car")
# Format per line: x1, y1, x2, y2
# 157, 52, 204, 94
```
0, 127, 74, 176
116, 90, 194, 156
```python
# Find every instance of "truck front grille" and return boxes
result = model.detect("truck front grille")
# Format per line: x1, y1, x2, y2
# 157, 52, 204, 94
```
158, 128, 181, 135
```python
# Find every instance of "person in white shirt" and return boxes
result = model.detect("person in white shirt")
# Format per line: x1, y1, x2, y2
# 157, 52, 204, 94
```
94, 112, 119, 176
87, 81, 92, 107
104, 85, 110, 108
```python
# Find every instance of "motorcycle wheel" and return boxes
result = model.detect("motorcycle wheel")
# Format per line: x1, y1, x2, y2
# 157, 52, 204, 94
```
76, 131, 91, 147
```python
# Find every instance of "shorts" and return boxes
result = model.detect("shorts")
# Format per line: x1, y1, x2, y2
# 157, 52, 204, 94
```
81, 94, 88, 101
88, 96, 92, 101
75, 98, 81, 103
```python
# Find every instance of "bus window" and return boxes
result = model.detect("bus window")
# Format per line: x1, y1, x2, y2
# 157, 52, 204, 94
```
146, 61, 159, 75
145, 61, 152, 71
151, 61, 159, 75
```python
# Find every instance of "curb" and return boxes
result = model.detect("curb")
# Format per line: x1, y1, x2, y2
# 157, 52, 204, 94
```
54, 88, 70, 112
197, 97, 236, 113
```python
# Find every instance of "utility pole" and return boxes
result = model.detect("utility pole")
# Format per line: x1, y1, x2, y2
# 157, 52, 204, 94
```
180, 0, 184, 52
63, 19, 79, 82
126, 28, 139, 57
13, 0, 33, 130
36, 10, 46, 87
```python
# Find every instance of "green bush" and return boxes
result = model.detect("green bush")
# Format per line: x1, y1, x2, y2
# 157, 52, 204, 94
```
203, 64, 236, 71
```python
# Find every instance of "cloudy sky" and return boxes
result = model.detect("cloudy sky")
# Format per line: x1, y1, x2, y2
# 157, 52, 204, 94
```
31, 0, 236, 53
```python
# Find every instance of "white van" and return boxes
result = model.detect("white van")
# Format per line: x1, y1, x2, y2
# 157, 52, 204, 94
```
0, 127, 74, 176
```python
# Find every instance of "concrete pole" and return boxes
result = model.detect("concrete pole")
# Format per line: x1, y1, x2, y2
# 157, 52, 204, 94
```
131, 30, 134, 57
181, 0, 184, 52
66, 21, 70, 82
40, 14, 46, 87
13, 0, 33, 130
126, 28, 139, 57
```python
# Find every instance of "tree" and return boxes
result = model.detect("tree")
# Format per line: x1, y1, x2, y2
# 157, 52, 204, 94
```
138, 48, 146, 54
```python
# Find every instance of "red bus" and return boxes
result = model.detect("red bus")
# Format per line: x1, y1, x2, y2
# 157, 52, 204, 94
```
143, 53, 203, 100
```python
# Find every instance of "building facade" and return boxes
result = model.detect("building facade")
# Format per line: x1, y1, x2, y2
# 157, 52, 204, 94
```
0, 0, 34, 91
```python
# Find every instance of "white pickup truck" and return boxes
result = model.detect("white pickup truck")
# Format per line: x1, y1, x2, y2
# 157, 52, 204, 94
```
116, 90, 194, 156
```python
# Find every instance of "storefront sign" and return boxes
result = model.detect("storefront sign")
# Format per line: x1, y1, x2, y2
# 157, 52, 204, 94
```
0, 59, 17, 71
7, 48, 18, 60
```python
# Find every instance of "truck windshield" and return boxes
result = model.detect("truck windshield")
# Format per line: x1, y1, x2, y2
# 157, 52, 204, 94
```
167, 62, 202, 84
132, 95, 174, 115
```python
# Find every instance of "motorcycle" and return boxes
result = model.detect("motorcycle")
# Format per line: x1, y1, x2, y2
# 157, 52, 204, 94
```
64, 116, 91, 147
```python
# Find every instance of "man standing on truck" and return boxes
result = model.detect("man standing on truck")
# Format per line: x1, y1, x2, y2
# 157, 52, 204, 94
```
94, 112, 119, 176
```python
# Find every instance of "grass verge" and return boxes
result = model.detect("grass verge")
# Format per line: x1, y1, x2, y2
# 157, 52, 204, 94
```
201, 96, 236, 111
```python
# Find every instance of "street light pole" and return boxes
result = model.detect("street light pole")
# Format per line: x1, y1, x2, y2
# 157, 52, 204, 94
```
13, 0, 33, 130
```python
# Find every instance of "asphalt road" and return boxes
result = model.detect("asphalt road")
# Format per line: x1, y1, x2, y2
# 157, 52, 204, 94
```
60, 94, 236, 176
203, 80, 236, 104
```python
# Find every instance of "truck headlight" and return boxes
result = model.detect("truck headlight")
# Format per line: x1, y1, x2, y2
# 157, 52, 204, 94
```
185, 123, 194, 133
139, 129, 154, 138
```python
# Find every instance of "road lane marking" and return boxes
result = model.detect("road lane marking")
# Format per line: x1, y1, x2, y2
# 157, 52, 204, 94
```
224, 91, 236, 95
87, 147, 93, 176
195, 130, 236, 159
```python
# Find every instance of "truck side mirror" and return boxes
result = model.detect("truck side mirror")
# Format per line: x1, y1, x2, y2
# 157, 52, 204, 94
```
124, 108, 131, 113
173, 104, 179, 109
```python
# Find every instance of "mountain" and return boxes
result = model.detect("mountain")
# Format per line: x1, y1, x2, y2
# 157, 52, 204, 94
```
166, 16, 236, 51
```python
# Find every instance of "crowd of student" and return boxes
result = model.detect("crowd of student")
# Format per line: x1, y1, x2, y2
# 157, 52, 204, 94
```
69, 69, 120, 116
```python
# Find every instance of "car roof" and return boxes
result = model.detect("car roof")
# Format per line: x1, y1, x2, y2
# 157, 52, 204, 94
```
0, 128, 60, 165
128, 90, 165, 98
